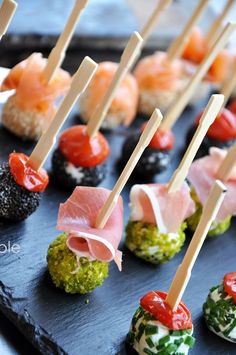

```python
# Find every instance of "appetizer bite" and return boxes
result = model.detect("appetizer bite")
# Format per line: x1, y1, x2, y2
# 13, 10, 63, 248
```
187, 107, 236, 157
47, 186, 123, 294
1, 53, 71, 140
187, 144, 236, 236
127, 180, 226, 354
134, 0, 210, 116
125, 95, 223, 263
52, 125, 109, 189
79, 0, 172, 129
134, 52, 190, 116
79, 61, 139, 129
182, 0, 235, 105
186, 60, 236, 157
47, 109, 163, 293
203, 272, 236, 343
51, 32, 143, 190
0, 57, 97, 221
0, 0, 89, 140
119, 22, 234, 178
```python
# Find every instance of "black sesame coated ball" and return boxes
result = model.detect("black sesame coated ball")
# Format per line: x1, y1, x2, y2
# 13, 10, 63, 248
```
186, 125, 235, 159
119, 133, 170, 176
0, 162, 41, 221
51, 148, 107, 190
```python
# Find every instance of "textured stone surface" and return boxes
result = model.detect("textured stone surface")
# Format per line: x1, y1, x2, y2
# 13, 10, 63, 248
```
0, 49, 235, 354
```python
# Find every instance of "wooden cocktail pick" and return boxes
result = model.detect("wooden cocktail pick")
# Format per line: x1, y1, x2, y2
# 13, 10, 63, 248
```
160, 22, 236, 132
220, 60, 236, 105
28, 57, 97, 171
167, 0, 209, 62
168, 94, 224, 193
86, 31, 143, 138
43, 0, 88, 84
95, 109, 163, 229
140, 0, 172, 42
216, 143, 236, 181
0, 0, 17, 40
205, 0, 234, 48
166, 180, 227, 310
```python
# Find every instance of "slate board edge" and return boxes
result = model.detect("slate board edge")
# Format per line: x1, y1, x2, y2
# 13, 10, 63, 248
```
0, 281, 66, 355
1, 34, 171, 51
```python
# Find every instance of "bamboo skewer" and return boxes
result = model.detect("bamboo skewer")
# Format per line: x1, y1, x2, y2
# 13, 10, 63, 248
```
160, 22, 236, 132
166, 180, 227, 310
220, 60, 236, 105
43, 0, 88, 84
167, 0, 209, 62
168, 94, 224, 194
28, 57, 97, 171
205, 0, 234, 48
216, 143, 236, 181
86, 31, 143, 138
140, 0, 172, 42
95, 109, 163, 229
0, 0, 17, 40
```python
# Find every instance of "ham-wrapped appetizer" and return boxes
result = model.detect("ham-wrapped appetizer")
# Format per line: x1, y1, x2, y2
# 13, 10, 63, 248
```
51, 125, 109, 189
125, 94, 224, 262
203, 272, 236, 343
48, 108, 163, 293
125, 182, 195, 263
47, 186, 123, 294
79, 61, 139, 129
1, 53, 71, 140
187, 147, 236, 236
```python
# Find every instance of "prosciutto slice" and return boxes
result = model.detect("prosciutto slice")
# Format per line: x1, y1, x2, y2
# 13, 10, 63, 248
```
130, 182, 195, 233
188, 147, 236, 220
57, 187, 123, 270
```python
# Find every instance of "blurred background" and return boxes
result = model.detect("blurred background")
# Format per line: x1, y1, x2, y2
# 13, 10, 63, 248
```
1, 0, 235, 71
0, 1, 236, 355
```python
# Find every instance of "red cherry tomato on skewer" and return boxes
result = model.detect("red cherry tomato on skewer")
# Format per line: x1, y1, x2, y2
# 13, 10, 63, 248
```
59, 125, 110, 168
224, 272, 236, 303
140, 291, 192, 330
9, 153, 49, 192
196, 108, 236, 141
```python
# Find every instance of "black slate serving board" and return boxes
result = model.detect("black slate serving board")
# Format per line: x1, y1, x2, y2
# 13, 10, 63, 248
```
0, 60, 236, 354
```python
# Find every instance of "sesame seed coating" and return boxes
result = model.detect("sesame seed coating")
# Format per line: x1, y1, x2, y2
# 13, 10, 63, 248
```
0, 162, 41, 221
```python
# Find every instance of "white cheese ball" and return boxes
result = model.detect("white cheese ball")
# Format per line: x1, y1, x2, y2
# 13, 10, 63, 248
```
128, 306, 195, 354
203, 283, 236, 343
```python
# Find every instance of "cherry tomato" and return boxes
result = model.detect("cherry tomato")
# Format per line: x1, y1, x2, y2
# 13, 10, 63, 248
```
196, 108, 236, 141
59, 125, 110, 168
140, 291, 192, 330
141, 124, 175, 150
9, 153, 49, 192
228, 101, 236, 116
224, 272, 236, 303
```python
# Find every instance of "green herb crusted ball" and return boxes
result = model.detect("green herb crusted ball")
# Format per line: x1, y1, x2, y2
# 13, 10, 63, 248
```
186, 188, 231, 237
203, 283, 236, 342
127, 306, 195, 355
47, 234, 109, 294
125, 221, 186, 264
